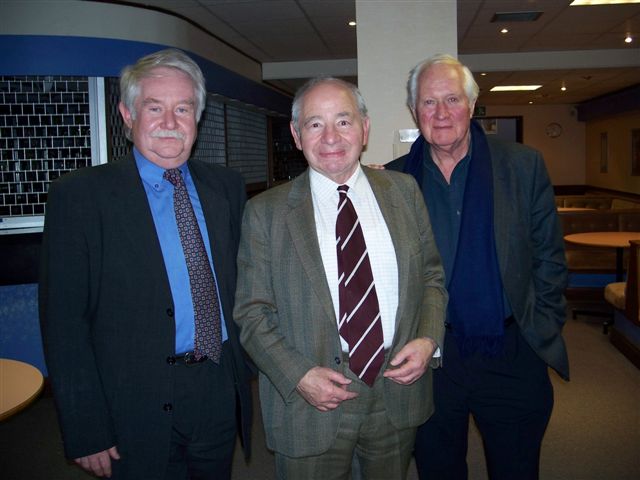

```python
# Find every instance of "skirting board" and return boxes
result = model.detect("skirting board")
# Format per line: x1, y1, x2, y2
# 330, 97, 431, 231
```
610, 327, 640, 370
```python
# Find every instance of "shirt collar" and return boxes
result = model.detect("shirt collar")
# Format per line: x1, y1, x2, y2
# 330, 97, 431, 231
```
423, 142, 472, 182
309, 163, 364, 201
133, 147, 190, 190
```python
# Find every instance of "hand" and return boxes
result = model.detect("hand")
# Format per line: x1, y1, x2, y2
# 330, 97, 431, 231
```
74, 446, 120, 478
296, 366, 359, 412
383, 337, 437, 385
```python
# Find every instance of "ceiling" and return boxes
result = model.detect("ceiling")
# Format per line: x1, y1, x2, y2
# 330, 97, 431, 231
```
119, 0, 640, 106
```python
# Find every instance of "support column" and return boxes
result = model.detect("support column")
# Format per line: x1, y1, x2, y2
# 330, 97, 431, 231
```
356, 0, 457, 163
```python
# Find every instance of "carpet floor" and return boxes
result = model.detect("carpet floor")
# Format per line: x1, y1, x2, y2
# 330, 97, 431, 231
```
1, 309, 638, 479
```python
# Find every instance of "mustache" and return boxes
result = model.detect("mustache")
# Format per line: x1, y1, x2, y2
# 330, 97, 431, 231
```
151, 130, 185, 140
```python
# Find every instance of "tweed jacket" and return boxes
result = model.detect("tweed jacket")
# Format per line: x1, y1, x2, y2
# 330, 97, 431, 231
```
233, 166, 447, 457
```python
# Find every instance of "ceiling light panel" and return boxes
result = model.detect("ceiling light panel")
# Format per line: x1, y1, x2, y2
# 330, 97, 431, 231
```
490, 85, 543, 91
570, 1, 640, 6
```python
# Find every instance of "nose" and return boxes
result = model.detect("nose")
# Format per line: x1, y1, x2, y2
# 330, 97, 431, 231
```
434, 101, 448, 119
162, 109, 177, 129
321, 124, 338, 144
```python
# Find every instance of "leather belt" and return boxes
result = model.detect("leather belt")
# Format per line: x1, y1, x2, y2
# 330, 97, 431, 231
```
175, 351, 208, 366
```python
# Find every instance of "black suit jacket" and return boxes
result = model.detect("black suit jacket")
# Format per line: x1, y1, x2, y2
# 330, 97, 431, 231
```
39, 155, 252, 477
389, 135, 569, 380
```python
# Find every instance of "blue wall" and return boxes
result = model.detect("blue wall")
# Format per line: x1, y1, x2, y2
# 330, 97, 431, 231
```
0, 35, 292, 115
0, 283, 46, 376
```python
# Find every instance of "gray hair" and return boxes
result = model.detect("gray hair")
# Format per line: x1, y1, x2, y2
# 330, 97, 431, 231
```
120, 48, 207, 123
406, 54, 479, 112
291, 76, 368, 137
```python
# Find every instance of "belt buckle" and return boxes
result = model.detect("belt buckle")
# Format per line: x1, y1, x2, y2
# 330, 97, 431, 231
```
184, 351, 207, 366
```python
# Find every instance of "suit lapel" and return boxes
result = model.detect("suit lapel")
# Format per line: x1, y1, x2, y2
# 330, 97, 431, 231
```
189, 163, 229, 268
111, 156, 168, 268
187, 161, 234, 309
363, 168, 408, 334
285, 171, 337, 325
491, 146, 513, 279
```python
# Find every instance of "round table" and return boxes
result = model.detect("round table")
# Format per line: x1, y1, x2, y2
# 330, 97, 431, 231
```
557, 207, 597, 212
0, 358, 44, 421
564, 231, 640, 281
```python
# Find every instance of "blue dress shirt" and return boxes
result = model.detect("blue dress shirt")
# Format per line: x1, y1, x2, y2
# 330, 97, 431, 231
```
134, 148, 228, 354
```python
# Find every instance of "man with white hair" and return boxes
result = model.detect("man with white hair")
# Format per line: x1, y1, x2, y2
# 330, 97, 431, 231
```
40, 49, 252, 479
388, 54, 569, 480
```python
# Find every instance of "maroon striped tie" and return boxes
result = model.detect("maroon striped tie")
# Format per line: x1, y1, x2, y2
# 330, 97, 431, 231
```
336, 185, 384, 386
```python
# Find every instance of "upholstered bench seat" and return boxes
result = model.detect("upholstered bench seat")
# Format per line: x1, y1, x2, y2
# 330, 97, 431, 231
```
604, 282, 626, 310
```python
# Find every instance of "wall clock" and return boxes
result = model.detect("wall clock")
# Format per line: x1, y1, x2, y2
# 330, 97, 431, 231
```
545, 122, 563, 138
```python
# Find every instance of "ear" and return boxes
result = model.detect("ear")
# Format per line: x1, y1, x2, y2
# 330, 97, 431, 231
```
119, 101, 134, 130
410, 107, 418, 125
289, 122, 303, 151
469, 99, 477, 119
361, 116, 371, 147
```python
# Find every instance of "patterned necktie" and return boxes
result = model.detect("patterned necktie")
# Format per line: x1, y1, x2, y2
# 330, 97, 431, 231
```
336, 185, 384, 386
164, 168, 222, 363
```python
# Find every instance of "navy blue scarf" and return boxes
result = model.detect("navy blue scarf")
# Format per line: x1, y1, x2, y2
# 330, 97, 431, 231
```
403, 120, 505, 356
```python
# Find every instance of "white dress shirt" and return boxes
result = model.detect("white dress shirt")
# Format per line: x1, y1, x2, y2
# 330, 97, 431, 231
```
310, 165, 398, 351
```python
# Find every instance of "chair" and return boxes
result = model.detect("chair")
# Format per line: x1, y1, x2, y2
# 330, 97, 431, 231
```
604, 240, 640, 333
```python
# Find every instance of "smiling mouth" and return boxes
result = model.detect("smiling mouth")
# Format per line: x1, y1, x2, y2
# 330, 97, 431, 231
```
320, 149, 346, 157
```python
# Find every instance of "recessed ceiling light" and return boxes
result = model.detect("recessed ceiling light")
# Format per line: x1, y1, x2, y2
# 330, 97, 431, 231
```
348, 20, 356, 27
570, 0, 640, 5
625, 34, 633, 43
490, 85, 542, 92
500, 28, 509, 34
480, 72, 487, 76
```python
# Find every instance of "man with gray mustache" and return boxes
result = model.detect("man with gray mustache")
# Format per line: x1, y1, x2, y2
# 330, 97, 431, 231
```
39, 49, 252, 479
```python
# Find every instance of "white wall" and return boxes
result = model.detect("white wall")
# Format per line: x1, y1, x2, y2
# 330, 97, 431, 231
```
585, 111, 640, 194
485, 104, 586, 186
356, 0, 457, 164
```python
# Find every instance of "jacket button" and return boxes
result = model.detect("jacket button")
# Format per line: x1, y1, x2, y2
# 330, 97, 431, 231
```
334, 356, 341, 365
163, 403, 173, 412
166, 356, 176, 365
166, 308, 174, 317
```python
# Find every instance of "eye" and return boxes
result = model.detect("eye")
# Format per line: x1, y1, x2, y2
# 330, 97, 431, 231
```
176, 106, 191, 114
448, 96, 460, 104
423, 99, 436, 106
337, 119, 350, 127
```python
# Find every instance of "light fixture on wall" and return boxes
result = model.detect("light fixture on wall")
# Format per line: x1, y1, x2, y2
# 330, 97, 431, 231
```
490, 85, 542, 91
348, 20, 356, 27
500, 28, 509, 34
625, 34, 633, 43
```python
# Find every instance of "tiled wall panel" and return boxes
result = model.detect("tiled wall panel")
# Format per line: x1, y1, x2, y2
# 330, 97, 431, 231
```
0, 76, 91, 217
